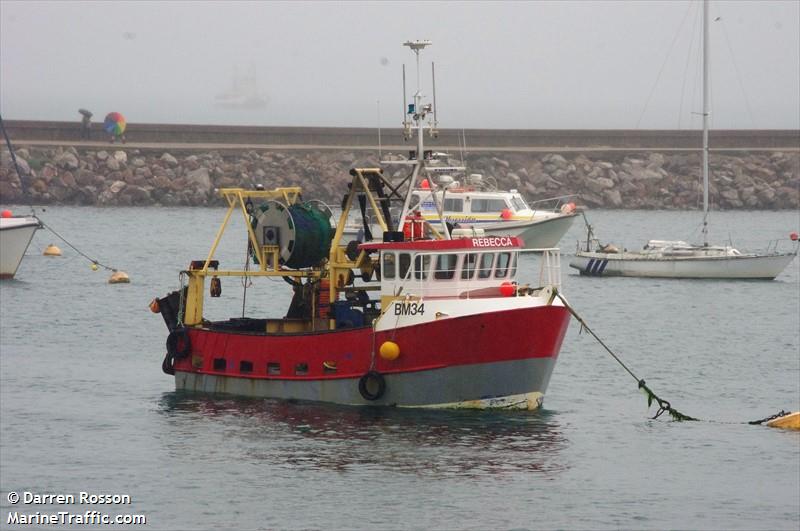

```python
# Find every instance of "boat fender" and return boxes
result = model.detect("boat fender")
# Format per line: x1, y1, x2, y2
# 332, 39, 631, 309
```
210, 276, 222, 297
346, 240, 360, 261
161, 352, 175, 375
358, 371, 386, 401
166, 327, 191, 360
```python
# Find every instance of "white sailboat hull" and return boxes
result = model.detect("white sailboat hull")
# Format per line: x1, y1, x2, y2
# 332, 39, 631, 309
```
569, 251, 797, 280
0, 217, 40, 279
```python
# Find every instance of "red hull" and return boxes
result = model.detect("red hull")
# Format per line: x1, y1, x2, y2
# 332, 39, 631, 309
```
175, 305, 570, 381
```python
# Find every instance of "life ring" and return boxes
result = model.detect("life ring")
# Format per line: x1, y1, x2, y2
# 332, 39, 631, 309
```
166, 327, 191, 360
358, 371, 386, 401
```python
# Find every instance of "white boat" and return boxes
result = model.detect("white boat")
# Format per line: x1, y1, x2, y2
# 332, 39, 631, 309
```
214, 66, 268, 109
570, 0, 797, 280
343, 166, 578, 248
0, 215, 40, 279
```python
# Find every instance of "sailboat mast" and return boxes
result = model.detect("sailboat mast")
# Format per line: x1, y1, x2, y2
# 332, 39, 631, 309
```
702, 0, 710, 246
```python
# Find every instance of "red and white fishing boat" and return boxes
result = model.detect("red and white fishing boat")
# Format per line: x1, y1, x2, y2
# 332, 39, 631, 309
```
153, 41, 571, 409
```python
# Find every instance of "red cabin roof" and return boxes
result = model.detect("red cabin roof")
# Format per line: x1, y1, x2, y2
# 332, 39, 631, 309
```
359, 235, 524, 252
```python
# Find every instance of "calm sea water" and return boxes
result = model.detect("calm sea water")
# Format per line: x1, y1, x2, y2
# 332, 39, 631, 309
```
1, 206, 798, 530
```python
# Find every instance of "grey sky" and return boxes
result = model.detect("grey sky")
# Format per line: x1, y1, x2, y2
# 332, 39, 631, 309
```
1, 0, 798, 130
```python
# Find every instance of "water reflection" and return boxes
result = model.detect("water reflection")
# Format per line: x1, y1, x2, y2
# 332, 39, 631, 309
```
158, 392, 569, 477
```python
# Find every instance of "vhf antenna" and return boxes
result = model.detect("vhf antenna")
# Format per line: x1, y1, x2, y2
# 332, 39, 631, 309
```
402, 64, 411, 139
431, 62, 438, 138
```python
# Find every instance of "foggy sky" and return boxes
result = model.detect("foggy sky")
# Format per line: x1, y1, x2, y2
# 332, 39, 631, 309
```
1, 0, 798, 130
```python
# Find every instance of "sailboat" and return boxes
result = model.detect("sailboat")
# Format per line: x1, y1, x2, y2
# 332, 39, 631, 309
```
569, 0, 797, 280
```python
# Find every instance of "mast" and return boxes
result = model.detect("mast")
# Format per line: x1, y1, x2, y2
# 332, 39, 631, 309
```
702, 0, 710, 246
394, 39, 454, 240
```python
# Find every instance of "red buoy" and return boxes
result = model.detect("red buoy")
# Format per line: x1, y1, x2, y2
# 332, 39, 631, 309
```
790, 232, 799, 242
420, 179, 430, 189
501, 208, 513, 220
0, 210, 11, 218
499, 281, 515, 297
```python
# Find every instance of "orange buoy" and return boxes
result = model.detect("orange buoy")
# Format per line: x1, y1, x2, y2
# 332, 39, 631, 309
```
379, 341, 400, 361
149, 298, 160, 313
43, 244, 62, 256
766, 411, 800, 430
108, 270, 130, 284
499, 281, 515, 297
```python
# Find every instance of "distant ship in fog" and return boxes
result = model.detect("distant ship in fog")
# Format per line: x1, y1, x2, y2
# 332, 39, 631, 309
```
214, 66, 268, 110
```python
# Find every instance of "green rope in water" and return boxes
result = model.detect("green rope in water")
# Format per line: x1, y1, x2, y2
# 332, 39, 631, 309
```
554, 290, 698, 422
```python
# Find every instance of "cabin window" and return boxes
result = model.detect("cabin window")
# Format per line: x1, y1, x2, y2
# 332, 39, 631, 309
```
511, 197, 527, 211
495, 252, 511, 278
471, 198, 509, 213
239, 361, 254, 373
295, 363, 308, 376
434, 254, 457, 280
509, 253, 518, 277
383, 252, 396, 279
213, 358, 227, 371
477, 253, 495, 279
398, 253, 411, 279
444, 198, 464, 212
267, 362, 281, 375
461, 253, 478, 280
414, 255, 431, 280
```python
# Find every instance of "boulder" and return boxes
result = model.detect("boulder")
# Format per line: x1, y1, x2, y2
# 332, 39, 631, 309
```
603, 189, 623, 207
185, 167, 212, 194
55, 152, 79, 170
109, 180, 127, 194
160, 153, 179, 167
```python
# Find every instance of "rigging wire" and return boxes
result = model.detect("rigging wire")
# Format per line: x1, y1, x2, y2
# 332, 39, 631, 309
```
718, 15, 757, 128
635, 0, 695, 129
678, 1, 701, 129
0, 114, 36, 216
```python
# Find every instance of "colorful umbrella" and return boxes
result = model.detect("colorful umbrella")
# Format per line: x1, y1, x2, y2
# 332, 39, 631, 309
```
104, 112, 126, 135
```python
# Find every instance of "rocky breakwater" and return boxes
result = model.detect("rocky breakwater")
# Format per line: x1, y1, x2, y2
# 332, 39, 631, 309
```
1, 146, 798, 210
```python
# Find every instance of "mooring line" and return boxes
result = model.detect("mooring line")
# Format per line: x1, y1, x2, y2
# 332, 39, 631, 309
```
39, 220, 120, 272
3, 114, 126, 275
554, 290, 698, 421
555, 290, 794, 425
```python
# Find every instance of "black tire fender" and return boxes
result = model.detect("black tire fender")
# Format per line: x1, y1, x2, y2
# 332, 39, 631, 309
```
358, 371, 386, 401
166, 327, 191, 360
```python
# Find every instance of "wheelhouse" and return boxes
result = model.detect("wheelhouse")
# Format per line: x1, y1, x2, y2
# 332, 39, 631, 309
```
361, 235, 526, 300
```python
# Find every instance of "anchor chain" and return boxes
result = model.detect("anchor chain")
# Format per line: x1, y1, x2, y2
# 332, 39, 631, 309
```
748, 410, 790, 425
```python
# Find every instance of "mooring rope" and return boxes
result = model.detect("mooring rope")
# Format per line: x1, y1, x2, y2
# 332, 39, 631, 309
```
39, 220, 120, 272
554, 289, 698, 421
555, 290, 794, 425
2, 114, 124, 274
